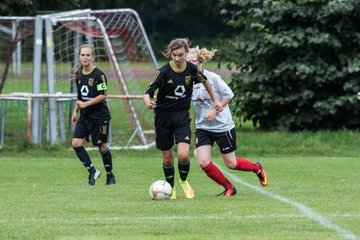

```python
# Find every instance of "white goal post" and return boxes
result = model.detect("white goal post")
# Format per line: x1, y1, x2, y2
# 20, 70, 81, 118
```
0, 9, 158, 149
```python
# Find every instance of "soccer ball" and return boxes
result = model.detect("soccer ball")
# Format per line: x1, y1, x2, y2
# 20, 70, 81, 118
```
149, 180, 172, 200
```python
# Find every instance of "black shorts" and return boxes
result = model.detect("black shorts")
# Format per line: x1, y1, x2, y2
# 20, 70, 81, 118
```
154, 110, 191, 151
73, 118, 110, 146
195, 128, 237, 154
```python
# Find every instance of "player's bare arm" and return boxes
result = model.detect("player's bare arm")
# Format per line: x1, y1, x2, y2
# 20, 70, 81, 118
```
205, 98, 230, 122
202, 80, 223, 112
143, 93, 156, 109
76, 94, 107, 109
71, 104, 80, 124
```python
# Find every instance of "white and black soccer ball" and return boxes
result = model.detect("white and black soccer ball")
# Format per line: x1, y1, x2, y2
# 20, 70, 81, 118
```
149, 180, 172, 200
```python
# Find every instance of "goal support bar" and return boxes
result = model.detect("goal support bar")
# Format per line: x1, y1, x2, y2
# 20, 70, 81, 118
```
0, 93, 147, 148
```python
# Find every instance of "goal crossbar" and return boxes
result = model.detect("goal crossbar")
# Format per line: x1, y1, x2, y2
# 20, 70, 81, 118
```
0, 93, 144, 99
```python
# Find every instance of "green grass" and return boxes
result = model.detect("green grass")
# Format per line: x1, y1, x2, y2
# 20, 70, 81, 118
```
1, 130, 360, 239
2, 61, 359, 239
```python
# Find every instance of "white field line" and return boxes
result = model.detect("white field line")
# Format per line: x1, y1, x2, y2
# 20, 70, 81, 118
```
15, 214, 293, 222
218, 166, 359, 240
10, 213, 359, 223
13, 214, 306, 223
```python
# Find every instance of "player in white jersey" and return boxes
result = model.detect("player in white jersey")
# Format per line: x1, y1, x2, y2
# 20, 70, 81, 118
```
188, 46, 268, 196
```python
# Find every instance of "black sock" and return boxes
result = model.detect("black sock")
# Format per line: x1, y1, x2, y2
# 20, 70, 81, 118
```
178, 159, 190, 181
74, 146, 95, 173
163, 163, 175, 188
100, 148, 113, 177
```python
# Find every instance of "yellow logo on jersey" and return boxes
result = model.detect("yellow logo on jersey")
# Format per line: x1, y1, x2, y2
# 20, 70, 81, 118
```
88, 78, 94, 86
102, 124, 107, 134
184, 136, 190, 140
167, 79, 174, 84
185, 76, 191, 85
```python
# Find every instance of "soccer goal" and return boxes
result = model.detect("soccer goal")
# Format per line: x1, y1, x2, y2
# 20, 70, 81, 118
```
0, 9, 157, 149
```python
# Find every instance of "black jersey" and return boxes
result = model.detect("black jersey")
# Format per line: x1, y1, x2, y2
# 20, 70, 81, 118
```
76, 67, 111, 122
144, 61, 207, 112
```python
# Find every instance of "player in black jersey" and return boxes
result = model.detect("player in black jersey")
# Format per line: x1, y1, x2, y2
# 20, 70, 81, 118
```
71, 44, 116, 186
143, 38, 223, 199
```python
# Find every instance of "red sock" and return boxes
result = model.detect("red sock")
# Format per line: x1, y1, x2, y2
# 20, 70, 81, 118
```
235, 157, 260, 173
202, 162, 232, 189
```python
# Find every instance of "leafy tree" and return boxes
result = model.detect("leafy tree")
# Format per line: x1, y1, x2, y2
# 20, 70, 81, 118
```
219, 0, 360, 130
1, 0, 234, 58
80, 0, 234, 58
0, 0, 80, 16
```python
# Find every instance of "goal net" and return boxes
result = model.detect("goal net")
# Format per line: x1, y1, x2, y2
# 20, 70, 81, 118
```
0, 16, 35, 148
0, 9, 157, 149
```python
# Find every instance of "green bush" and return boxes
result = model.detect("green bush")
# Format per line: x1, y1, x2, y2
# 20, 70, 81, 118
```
219, 0, 360, 130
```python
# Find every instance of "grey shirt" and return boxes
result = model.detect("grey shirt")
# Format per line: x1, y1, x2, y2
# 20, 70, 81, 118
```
192, 69, 235, 132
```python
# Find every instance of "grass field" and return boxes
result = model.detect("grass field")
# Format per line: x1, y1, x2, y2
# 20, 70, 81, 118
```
1, 60, 359, 239
1, 130, 360, 240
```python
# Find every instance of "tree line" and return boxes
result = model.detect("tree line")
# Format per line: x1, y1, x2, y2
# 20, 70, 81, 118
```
0, 0, 235, 58
218, 0, 360, 130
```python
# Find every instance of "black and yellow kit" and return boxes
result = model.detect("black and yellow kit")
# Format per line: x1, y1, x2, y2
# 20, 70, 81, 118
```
145, 61, 207, 150
74, 67, 111, 146
76, 67, 111, 123
144, 61, 207, 112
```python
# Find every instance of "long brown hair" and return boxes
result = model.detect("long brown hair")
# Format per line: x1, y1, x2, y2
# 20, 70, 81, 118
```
162, 38, 191, 58
71, 44, 95, 81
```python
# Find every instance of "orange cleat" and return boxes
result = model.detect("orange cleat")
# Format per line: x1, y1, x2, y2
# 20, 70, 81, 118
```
217, 186, 237, 197
256, 161, 268, 187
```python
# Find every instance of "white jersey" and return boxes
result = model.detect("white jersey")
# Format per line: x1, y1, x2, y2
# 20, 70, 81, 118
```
192, 69, 235, 132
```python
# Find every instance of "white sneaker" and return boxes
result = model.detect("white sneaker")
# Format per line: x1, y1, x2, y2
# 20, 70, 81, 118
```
88, 169, 101, 185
